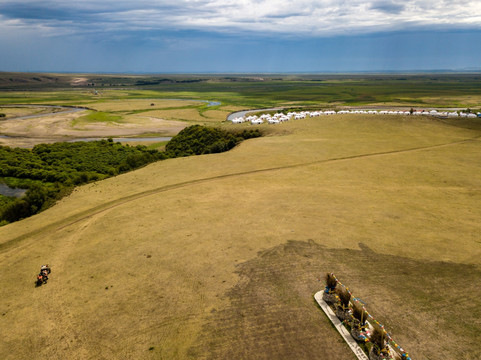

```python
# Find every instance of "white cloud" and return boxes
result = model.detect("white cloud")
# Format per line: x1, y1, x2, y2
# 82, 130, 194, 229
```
1, 0, 481, 38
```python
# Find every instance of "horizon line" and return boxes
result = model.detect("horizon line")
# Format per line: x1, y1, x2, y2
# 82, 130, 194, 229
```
2, 69, 481, 76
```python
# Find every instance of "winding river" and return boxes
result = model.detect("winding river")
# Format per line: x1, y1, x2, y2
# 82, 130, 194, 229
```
0, 100, 221, 147
1, 104, 88, 121
2, 99, 220, 122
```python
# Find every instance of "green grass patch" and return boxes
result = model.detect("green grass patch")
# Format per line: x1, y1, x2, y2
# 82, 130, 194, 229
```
122, 105, 203, 115
3, 74, 481, 112
72, 111, 123, 125
198, 103, 221, 118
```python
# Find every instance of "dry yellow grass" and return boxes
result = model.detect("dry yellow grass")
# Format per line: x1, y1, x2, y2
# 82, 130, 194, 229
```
143, 108, 204, 122
200, 109, 232, 122
419, 95, 481, 107
0, 115, 480, 359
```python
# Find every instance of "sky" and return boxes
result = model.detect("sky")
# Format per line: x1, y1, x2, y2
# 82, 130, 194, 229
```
1, 0, 481, 73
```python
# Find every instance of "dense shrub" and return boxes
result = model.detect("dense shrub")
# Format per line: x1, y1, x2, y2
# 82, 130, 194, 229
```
0, 183, 66, 222
0, 141, 165, 184
0, 194, 16, 209
165, 125, 261, 157
0, 141, 165, 224
1, 199, 30, 223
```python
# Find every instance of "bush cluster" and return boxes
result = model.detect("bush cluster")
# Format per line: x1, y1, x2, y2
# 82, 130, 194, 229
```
0, 184, 66, 223
0, 140, 164, 185
0, 126, 262, 224
165, 125, 261, 157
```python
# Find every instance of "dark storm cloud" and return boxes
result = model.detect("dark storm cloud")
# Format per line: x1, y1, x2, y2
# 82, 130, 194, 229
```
1, 0, 480, 37
369, 1, 406, 14
0, 0, 480, 72
0, 1, 201, 27
0, 3, 88, 21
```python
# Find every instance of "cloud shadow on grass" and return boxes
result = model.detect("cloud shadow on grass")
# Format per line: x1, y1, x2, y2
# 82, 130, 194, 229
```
189, 240, 481, 359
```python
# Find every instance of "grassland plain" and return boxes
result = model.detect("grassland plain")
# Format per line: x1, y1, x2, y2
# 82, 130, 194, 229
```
2, 73, 481, 147
0, 114, 480, 359
3, 73, 481, 109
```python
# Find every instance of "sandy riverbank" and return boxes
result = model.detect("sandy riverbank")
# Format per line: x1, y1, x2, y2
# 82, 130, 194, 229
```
0, 110, 186, 148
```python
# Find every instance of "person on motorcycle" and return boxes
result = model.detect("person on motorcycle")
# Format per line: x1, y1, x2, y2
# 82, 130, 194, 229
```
40, 264, 51, 274
39, 264, 50, 282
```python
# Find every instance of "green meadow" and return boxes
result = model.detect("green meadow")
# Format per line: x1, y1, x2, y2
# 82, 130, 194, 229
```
2, 72, 481, 109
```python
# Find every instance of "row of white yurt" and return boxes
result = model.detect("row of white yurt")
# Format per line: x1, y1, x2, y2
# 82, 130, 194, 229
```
229, 108, 473, 125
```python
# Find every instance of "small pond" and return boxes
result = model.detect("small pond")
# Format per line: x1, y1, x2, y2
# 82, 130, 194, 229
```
0, 183, 27, 198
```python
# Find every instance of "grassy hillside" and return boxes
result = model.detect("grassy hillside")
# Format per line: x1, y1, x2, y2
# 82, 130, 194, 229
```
0, 114, 480, 359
